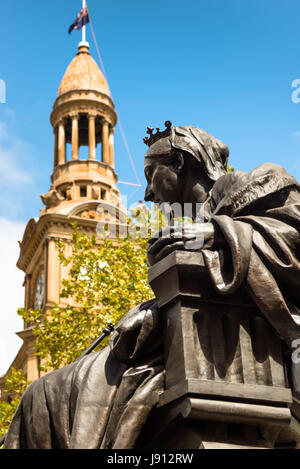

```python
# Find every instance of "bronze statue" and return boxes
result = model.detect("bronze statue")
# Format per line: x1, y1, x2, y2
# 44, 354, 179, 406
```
144, 124, 300, 343
4, 123, 300, 449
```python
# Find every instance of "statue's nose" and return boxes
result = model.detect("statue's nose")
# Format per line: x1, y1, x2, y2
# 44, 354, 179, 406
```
144, 185, 154, 202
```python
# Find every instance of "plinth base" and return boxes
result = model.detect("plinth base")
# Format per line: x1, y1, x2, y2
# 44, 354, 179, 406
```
146, 251, 300, 449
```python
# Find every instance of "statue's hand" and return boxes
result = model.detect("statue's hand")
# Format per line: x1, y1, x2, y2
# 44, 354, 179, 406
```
147, 222, 220, 266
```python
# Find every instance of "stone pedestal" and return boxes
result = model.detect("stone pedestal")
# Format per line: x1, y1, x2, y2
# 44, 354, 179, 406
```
144, 251, 300, 449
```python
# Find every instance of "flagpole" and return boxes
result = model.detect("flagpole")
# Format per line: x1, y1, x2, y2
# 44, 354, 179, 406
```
78, 0, 89, 48
82, 0, 86, 43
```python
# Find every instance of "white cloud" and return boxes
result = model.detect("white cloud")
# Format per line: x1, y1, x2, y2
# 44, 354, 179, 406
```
0, 154, 32, 186
0, 218, 25, 375
285, 157, 300, 183
0, 121, 33, 186
0, 116, 38, 375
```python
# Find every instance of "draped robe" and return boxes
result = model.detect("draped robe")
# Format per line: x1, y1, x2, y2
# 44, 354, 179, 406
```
4, 162, 300, 449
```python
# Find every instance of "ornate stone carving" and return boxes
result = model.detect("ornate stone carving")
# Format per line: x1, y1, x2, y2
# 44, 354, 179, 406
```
40, 188, 64, 208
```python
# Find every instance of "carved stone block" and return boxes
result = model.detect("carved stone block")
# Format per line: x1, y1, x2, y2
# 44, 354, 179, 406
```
147, 251, 298, 448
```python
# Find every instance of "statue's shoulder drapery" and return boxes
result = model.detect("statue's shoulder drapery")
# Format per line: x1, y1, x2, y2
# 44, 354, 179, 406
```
202, 163, 300, 342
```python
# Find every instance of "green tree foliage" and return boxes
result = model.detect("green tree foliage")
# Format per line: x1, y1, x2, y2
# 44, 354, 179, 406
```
0, 368, 31, 440
0, 224, 153, 439
0, 211, 157, 438
19, 227, 153, 372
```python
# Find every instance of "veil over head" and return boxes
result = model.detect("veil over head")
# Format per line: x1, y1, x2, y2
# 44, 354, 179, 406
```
170, 126, 229, 182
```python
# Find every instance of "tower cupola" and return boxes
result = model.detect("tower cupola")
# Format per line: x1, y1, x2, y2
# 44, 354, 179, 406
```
41, 42, 120, 213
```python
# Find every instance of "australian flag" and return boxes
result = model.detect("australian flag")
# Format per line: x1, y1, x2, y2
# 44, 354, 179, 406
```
68, 8, 89, 34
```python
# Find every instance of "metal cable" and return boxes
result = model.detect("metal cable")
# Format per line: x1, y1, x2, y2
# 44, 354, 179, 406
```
87, 4, 142, 189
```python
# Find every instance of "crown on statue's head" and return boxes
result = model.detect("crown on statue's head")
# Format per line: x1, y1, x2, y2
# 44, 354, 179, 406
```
143, 121, 172, 147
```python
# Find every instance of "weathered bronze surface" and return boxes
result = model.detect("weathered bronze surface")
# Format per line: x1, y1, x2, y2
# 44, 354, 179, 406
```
4, 124, 300, 448
142, 250, 298, 448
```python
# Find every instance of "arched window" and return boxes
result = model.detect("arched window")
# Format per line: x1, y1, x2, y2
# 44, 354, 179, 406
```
34, 272, 45, 310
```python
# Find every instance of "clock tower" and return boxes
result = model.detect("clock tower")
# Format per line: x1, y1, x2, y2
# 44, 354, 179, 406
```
4, 40, 126, 383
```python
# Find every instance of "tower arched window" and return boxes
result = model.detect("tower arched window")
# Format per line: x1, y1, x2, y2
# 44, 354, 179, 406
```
34, 272, 45, 310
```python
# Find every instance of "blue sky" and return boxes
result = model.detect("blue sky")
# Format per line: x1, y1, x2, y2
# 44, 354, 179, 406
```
1, 0, 300, 372
2, 0, 300, 220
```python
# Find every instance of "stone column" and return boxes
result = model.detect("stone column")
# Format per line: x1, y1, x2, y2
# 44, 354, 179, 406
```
53, 127, 58, 167
24, 274, 31, 311
145, 250, 295, 449
23, 274, 32, 329
102, 120, 110, 164
16, 329, 40, 382
26, 340, 39, 382
58, 120, 66, 165
46, 238, 59, 305
88, 114, 96, 160
71, 114, 79, 160
109, 127, 115, 168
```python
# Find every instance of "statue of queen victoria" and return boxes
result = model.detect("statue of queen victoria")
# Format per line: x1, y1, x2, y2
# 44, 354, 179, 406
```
4, 122, 300, 449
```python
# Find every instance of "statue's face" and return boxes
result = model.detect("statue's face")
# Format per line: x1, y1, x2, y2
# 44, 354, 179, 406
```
144, 138, 184, 204
144, 136, 215, 207
144, 155, 181, 204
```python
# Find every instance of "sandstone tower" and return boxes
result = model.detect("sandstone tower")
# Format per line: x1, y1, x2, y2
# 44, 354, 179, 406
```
0, 40, 126, 389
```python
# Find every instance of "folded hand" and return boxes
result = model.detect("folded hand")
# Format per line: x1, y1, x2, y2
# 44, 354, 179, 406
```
147, 222, 218, 266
